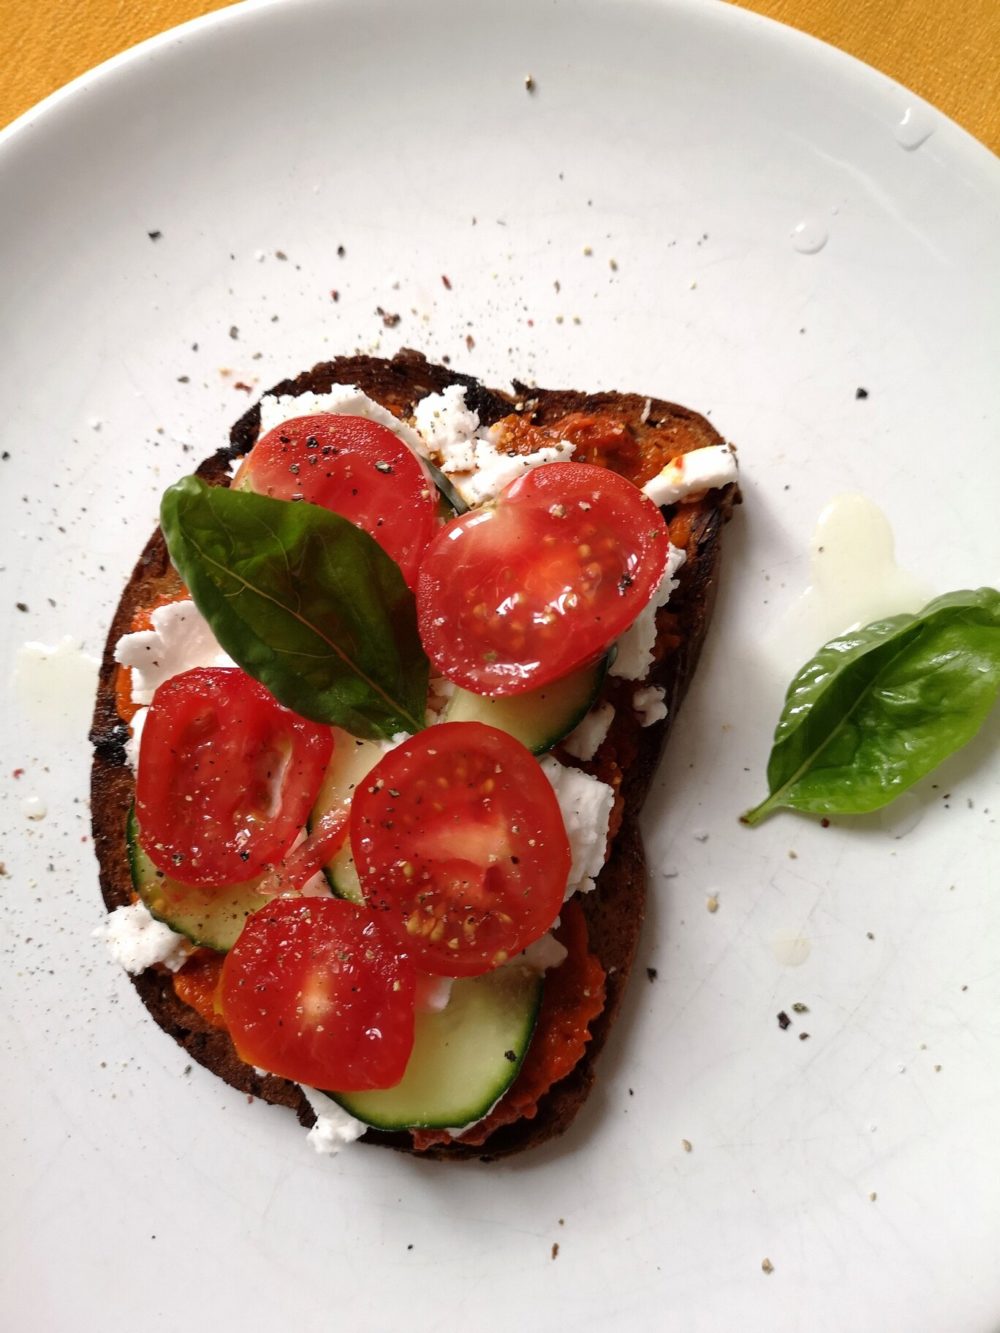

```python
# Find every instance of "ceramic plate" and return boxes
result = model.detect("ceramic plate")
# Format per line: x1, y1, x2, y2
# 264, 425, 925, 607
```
1, 1, 998, 1329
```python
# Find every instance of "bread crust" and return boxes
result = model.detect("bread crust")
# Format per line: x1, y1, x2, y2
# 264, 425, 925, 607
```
90, 349, 736, 1160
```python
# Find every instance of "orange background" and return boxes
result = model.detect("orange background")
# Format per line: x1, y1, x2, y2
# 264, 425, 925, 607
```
1, 0, 998, 153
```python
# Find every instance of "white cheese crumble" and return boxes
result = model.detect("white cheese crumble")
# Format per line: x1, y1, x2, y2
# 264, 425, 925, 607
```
540, 756, 615, 900
93, 901, 189, 974
300, 1087, 366, 1156
632, 684, 667, 726
609, 543, 687, 681
258, 385, 428, 457
453, 436, 575, 506
518, 931, 569, 972
124, 704, 148, 773
114, 599, 235, 706
418, 976, 455, 1013
561, 701, 615, 761
413, 384, 480, 473
641, 444, 737, 506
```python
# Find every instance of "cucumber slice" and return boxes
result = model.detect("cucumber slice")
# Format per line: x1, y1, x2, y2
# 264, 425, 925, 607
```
333, 964, 542, 1131
309, 729, 386, 903
439, 655, 609, 754
126, 807, 267, 952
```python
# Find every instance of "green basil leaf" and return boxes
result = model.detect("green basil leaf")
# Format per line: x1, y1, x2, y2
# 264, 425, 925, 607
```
160, 476, 429, 741
743, 588, 1000, 825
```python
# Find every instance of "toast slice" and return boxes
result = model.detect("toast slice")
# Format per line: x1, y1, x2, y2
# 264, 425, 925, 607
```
90, 349, 738, 1160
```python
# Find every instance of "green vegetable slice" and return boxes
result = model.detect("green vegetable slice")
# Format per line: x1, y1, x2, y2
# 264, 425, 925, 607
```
160, 477, 429, 741
127, 807, 268, 952
743, 587, 1000, 825
333, 964, 543, 1131
309, 728, 385, 904
440, 655, 609, 754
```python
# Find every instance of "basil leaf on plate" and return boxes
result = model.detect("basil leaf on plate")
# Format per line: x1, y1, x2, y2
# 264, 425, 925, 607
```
743, 588, 1000, 825
160, 476, 429, 740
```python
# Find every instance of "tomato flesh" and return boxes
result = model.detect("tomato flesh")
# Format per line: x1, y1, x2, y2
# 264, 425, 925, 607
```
136, 667, 332, 888
416, 461, 670, 695
220, 897, 416, 1091
350, 722, 571, 977
235, 413, 437, 588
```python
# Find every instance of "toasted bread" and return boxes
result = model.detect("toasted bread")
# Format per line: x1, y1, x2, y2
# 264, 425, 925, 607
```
90, 349, 737, 1160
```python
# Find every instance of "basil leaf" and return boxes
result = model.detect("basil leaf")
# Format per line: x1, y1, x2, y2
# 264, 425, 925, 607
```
743, 588, 1000, 825
160, 476, 429, 740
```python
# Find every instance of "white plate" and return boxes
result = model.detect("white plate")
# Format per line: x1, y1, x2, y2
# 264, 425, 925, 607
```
1, 1, 998, 1329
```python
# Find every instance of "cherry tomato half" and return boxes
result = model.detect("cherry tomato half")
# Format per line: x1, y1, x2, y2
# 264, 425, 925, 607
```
416, 462, 670, 695
235, 414, 438, 588
220, 896, 416, 1091
136, 667, 332, 888
350, 722, 571, 977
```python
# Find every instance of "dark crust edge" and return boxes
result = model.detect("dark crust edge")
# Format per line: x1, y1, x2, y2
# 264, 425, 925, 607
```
89, 348, 736, 1161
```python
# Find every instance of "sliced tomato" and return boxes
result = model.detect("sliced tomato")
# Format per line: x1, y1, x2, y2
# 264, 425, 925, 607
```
416, 461, 670, 695
234, 413, 437, 588
350, 722, 570, 978
136, 667, 332, 888
220, 896, 416, 1091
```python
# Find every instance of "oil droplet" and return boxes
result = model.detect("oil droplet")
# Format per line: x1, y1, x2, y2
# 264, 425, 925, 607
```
767, 494, 932, 675
791, 218, 828, 254
771, 931, 811, 967
12, 637, 99, 736
22, 795, 47, 820
894, 106, 935, 151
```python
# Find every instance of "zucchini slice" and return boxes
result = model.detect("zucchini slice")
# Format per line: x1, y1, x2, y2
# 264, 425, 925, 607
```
333, 963, 542, 1131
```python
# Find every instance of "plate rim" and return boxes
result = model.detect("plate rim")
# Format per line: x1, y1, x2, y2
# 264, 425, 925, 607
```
1, 0, 998, 183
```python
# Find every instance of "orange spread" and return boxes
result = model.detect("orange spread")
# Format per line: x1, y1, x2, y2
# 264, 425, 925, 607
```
172, 949, 227, 1030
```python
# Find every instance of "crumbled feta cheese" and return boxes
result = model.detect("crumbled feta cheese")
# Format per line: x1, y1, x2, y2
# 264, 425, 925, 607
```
381, 732, 411, 753
562, 701, 615, 761
413, 385, 480, 473
452, 436, 576, 506
641, 445, 737, 507
518, 932, 569, 972
94, 902, 189, 974
114, 600, 235, 706
417, 976, 454, 1013
257, 384, 428, 457
300, 1087, 366, 1156
632, 685, 667, 726
124, 704, 148, 772
540, 756, 615, 899
610, 543, 686, 681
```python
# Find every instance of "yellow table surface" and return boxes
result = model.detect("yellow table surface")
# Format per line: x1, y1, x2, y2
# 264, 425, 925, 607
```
2, 0, 998, 153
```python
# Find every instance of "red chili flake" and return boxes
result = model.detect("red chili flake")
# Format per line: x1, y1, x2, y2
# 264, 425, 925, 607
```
441, 274, 452, 290
330, 290, 340, 302
820, 817, 831, 828
233, 381, 254, 393
12, 768, 24, 779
